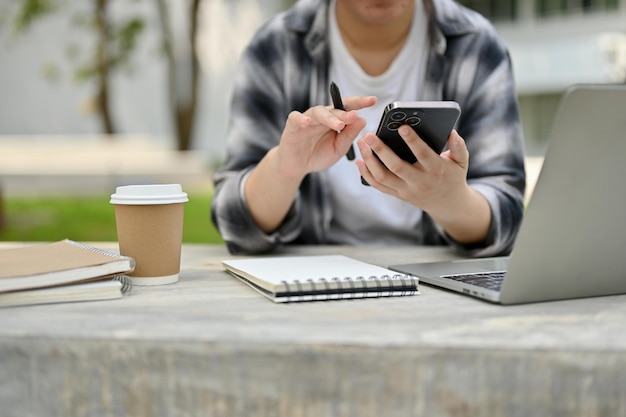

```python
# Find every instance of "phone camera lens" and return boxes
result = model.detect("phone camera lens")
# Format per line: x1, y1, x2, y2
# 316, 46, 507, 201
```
387, 121, 402, 131
390, 111, 406, 121
406, 116, 421, 126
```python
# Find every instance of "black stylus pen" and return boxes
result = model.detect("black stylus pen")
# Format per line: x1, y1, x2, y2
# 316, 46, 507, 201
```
330, 81, 355, 160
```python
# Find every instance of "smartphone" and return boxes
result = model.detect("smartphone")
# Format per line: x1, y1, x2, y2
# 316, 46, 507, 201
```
375, 101, 461, 164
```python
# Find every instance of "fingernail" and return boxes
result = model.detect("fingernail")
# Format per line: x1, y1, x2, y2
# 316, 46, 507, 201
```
452, 129, 460, 143
450, 130, 462, 150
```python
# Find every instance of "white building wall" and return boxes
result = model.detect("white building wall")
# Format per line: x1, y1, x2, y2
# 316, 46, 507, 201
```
0, 0, 624, 160
494, 0, 626, 154
0, 0, 288, 166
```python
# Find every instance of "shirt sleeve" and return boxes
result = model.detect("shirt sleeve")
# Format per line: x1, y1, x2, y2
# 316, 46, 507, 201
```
210, 26, 305, 254
440, 32, 526, 257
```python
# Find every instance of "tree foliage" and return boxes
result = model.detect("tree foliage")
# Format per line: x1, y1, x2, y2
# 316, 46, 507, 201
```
4, 0, 202, 151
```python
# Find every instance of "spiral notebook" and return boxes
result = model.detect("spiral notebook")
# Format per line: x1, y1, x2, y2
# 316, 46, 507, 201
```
222, 255, 419, 303
0, 275, 132, 307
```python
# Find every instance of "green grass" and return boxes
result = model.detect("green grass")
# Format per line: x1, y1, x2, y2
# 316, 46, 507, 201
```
0, 193, 224, 244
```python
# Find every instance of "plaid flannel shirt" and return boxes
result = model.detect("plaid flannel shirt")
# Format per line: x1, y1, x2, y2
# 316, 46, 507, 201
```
211, 0, 526, 256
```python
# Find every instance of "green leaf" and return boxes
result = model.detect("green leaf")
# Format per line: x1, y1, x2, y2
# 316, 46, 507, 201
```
14, 0, 56, 33
112, 18, 144, 63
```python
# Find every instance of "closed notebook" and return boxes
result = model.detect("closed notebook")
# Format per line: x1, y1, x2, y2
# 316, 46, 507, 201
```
222, 255, 419, 303
0, 239, 135, 293
0, 275, 132, 308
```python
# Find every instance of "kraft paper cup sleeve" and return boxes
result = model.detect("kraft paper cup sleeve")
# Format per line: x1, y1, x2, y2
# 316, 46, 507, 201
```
111, 184, 187, 286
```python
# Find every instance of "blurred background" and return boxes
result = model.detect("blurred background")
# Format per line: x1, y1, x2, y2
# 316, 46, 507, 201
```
0, 0, 624, 243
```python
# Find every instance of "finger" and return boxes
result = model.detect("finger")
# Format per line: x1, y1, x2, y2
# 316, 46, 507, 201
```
357, 134, 404, 188
341, 95, 377, 112
339, 116, 366, 139
397, 125, 438, 170
285, 111, 311, 132
355, 159, 398, 195
335, 117, 367, 155
360, 133, 410, 177
312, 105, 360, 132
446, 130, 469, 168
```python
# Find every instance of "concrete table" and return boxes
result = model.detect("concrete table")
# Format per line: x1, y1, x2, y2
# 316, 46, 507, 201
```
1, 243, 625, 417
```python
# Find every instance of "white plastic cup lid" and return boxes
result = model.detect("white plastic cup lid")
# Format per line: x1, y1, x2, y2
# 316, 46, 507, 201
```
110, 184, 189, 205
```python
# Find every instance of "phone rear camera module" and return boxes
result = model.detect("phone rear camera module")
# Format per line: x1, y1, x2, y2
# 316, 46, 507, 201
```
387, 121, 402, 131
406, 116, 421, 126
390, 111, 406, 121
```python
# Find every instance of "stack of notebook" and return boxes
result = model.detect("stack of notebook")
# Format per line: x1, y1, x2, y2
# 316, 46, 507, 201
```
0, 239, 135, 307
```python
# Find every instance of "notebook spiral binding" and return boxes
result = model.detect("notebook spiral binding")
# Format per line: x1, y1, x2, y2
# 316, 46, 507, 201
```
66, 240, 133, 295
280, 273, 417, 302
65, 239, 123, 258
65, 239, 136, 269
111, 275, 133, 294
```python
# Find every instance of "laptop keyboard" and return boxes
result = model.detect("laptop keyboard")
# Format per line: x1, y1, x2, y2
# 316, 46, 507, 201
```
441, 271, 506, 291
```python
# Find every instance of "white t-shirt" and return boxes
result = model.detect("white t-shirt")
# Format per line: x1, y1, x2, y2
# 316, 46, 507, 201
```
326, 0, 430, 245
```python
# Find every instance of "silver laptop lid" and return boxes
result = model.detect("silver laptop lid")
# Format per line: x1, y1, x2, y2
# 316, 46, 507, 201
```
500, 84, 626, 304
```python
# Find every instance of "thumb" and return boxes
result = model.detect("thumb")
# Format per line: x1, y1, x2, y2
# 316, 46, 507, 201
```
448, 130, 469, 166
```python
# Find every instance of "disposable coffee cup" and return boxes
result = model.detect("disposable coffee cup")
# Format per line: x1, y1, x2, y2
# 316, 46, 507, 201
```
110, 184, 188, 286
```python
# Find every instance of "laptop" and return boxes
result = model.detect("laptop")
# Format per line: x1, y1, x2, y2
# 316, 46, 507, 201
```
390, 84, 626, 304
